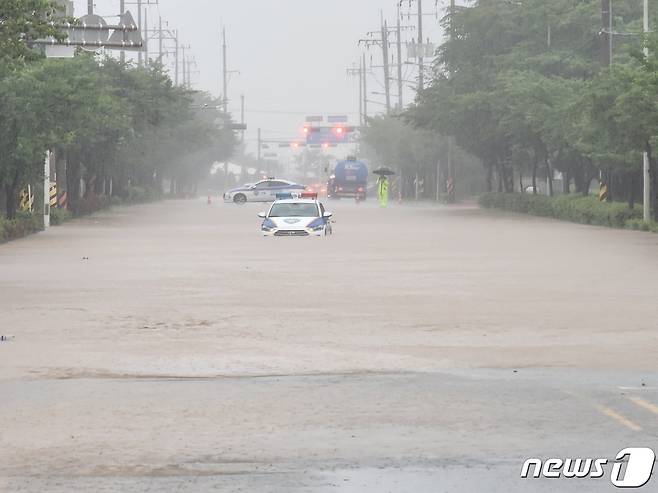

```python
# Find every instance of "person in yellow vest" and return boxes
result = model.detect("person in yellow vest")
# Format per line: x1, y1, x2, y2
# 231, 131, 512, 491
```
377, 175, 389, 208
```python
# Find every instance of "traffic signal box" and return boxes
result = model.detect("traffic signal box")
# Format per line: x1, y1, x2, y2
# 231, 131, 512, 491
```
304, 126, 356, 145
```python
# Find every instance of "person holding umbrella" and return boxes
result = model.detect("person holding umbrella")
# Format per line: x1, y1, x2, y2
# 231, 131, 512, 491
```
373, 167, 395, 208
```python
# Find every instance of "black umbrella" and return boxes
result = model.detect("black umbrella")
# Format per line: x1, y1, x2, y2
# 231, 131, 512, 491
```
372, 167, 396, 176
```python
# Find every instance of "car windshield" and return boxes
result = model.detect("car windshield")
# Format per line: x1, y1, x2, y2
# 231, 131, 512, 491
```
269, 203, 319, 218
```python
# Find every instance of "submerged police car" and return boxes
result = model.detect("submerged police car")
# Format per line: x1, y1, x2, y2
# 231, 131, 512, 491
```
258, 193, 333, 237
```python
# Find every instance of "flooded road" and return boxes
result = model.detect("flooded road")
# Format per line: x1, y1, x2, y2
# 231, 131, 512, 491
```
1, 200, 657, 492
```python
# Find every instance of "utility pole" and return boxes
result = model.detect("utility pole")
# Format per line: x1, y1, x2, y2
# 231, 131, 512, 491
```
174, 31, 179, 85
257, 128, 262, 172
347, 63, 363, 126
137, 0, 142, 66
158, 16, 164, 63
381, 17, 391, 114
87, 0, 93, 15
363, 53, 368, 123
180, 45, 188, 87
222, 28, 228, 113
448, 0, 456, 202
180, 50, 186, 87
397, 7, 404, 111
601, 0, 612, 67
240, 94, 245, 144
359, 16, 410, 117
125, 0, 158, 66
359, 64, 363, 124
186, 59, 193, 89
120, 0, 126, 64
417, 0, 424, 92
643, 0, 651, 221
450, 0, 455, 66
143, 8, 148, 66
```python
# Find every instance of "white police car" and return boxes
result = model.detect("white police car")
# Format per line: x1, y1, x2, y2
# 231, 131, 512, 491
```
224, 179, 306, 204
258, 193, 333, 237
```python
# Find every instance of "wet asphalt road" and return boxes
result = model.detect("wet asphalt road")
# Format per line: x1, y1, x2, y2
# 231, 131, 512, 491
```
1, 198, 657, 492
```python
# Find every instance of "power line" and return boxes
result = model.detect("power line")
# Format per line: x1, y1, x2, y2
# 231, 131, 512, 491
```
228, 109, 359, 116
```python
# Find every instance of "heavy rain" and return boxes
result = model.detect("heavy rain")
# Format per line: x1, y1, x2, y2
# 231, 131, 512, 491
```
1, 1, 657, 492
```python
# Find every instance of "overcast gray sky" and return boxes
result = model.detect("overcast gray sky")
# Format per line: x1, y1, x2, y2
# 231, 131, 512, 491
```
72, 1, 447, 156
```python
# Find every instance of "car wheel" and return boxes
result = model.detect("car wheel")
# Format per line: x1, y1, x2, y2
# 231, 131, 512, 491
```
233, 194, 247, 204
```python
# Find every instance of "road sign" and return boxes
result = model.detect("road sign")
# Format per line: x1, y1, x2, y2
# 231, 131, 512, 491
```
106, 11, 143, 51
70, 14, 109, 45
38, 11, 143, 51
45, 45, 76, 58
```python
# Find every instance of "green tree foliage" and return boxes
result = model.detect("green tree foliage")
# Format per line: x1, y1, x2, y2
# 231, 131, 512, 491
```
404, 0, 658, 217
360, 115, 484, 199
0, 0, 63, 69
0, 4, 235, 220
0, 53, 235, 218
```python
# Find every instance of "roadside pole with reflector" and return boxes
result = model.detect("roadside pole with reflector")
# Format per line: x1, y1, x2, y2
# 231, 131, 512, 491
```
599, 181, 609, 202
44, 151, 51, 228
50, 182, 58, 208
20, 186, 35, 212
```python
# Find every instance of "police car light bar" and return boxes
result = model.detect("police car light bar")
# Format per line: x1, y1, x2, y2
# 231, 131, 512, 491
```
300, 192, 318, 199
276, 193, 294, 200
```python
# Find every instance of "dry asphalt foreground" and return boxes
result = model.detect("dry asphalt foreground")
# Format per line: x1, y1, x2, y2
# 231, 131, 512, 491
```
1, 198, 657, 492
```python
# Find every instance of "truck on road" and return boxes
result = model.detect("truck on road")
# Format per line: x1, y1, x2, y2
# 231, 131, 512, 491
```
327, 158, 368, 201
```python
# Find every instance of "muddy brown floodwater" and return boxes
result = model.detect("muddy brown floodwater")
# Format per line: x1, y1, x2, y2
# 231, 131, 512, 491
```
1, 199, 657, 492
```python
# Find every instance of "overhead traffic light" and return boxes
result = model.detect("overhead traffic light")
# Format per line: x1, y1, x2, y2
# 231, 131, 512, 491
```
304, 125, 356, 145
